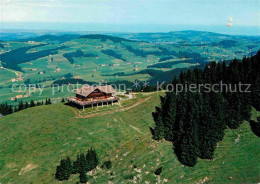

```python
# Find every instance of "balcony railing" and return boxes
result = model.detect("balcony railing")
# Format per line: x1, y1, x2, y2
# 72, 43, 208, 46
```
66, 96, 119, 106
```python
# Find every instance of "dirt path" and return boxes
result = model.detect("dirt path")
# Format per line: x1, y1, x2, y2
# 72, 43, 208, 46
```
75, 96, 151, 119
18, 164, 38, 175
129, 125, 144, 135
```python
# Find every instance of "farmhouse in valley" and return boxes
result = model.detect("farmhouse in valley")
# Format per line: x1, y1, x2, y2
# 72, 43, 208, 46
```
67, 85, 119, 109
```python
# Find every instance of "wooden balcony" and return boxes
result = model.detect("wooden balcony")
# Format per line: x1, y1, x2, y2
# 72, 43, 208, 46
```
66, 96, 119, 107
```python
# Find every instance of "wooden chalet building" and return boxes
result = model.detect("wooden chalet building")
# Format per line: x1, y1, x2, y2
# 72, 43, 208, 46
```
66, 85, 119, 109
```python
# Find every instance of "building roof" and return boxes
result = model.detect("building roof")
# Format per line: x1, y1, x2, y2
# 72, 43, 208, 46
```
74, 85, 116, 97
16, 95, 23, 99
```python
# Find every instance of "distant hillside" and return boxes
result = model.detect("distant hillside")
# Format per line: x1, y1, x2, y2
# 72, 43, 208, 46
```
20, 34, 80, 43
112, 30, 260, 43
80, 34, 137, 43
0, 31, 40, 41
0, 44, 66, 71
218, 40, 238, 48
0, 30, 80, 41
0, 31, 258, 104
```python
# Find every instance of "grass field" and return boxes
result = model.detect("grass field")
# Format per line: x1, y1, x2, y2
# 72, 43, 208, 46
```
0, 69, 17, 84
0, 92, 259, 184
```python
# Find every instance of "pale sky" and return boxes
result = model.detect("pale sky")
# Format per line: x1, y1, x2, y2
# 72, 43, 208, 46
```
0, 0, 259, 33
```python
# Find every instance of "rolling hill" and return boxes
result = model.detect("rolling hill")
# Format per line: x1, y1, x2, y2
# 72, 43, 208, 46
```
112, 30, 260, 43
0, 92, 259, 183
0, 32, 259, 105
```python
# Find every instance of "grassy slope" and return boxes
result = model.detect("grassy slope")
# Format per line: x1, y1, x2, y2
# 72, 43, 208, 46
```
0, 92, 259, 184
1, 34, 258, 104
0, 69, 17, 84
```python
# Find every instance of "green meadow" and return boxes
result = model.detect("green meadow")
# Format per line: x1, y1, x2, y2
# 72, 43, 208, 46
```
0, 92, 259, 184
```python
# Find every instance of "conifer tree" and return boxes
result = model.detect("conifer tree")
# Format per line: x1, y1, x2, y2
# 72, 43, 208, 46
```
249, 119, 260, 137
55, 158, 71, 181
72, 155, 80, 174
152, 108, 165, 141
65, 157, 72, 175
25, 102, 29, 109
79, 167, 87, 183
79, 153, 87, 171
161, 93, 176, 141
86, 147, 99, 171
174, 130, 198, 167
93, 148, 99, 168
30, 100, 35, 107
0, 103, 12, 115
48, 98, 52, 104
102, 160, 112, 169
152, 52, 260, 166
55, 165, 64, 181
8, 105, 13, 114
18, 101, 24, 111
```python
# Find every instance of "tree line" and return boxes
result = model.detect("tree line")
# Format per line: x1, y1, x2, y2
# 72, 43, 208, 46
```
0, 44, 65, 71
101, 49, 126, 61
147, 58, 205, 69
63, 50, 97, 64
55, 147, 100, 183
152, 51, 260, 166
250, 117, 260, 137
80, 34, 135, 43
0, 98, 52, 116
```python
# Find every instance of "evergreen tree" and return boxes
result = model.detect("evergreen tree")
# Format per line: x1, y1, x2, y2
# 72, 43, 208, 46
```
65, 157, 72, 175
152, 108, 164, 140
18, 101, 24, 111
0, 103, 12, 115
30, 100, 35, 107
8, 105, 13, 114
152, 52, 260, 166
61, 98, 65, 103
101, 160, 112, 169
249, 119, 260, 137
161, 93, 176, 141
251, 76, 260, 111
154, 166, 163, 175
55, 165, 64, 181
174, 130, 198, 167
25, 102, 29, 109
79, 153, 87, 171
86, 147, 99, 171
79, 167, 87, 183
72, 155, 80, 174
55, 158, 71, 181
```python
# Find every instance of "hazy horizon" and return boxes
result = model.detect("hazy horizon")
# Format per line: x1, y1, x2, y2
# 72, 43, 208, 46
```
0, 0, 259, 36
1, 23, 260, 36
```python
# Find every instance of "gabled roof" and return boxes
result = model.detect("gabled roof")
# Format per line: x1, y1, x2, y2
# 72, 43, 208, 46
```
74, 85, 116, 97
